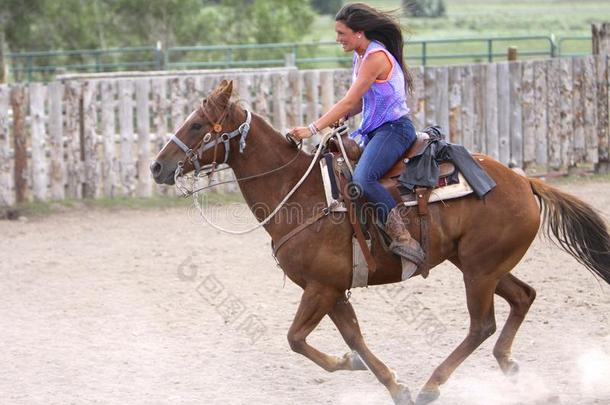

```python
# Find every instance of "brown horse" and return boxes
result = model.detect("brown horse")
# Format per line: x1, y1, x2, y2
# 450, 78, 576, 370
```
151, 80, 610, 405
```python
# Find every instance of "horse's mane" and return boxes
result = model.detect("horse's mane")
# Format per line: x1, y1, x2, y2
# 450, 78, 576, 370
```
203, 84, 311, 156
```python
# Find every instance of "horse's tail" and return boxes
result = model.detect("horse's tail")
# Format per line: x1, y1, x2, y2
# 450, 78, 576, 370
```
529, 178, 610, 284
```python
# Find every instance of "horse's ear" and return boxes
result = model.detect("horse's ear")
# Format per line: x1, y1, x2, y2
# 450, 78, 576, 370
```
214, 79, 233, 94
214, 80, 233, 106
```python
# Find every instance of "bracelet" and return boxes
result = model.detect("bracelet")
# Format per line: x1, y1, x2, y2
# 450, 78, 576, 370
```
308, 122, 320, 136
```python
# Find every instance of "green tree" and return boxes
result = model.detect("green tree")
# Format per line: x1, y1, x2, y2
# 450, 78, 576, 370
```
208, 0, 315, 45
1, 0, 110, 51
250, 0, 315, 44
0, 0, 45, 51
1, 0, 112, 80
107, 0, 217, 47
1, 0, 315, 50
0, 0, 316, 79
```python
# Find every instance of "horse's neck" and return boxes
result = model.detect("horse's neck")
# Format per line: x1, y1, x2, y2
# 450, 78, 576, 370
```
229, 113, 314, 219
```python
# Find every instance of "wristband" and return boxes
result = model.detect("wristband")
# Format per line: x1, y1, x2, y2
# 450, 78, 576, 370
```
308, 122, 320, 136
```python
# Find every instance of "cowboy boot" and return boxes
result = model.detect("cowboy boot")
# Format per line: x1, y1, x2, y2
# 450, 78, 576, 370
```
385, 206, 425, 274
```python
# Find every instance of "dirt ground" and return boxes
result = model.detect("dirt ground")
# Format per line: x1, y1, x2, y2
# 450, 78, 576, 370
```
1, 179, 610, 405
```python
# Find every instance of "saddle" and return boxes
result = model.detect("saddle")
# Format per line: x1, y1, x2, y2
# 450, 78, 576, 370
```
327, 131, 459, 203
324, 129, 468, 287
271, 126, 475, 288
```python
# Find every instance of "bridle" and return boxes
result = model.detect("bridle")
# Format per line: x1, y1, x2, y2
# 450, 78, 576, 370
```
168, 101, 304, 195
169, 101, 252, 178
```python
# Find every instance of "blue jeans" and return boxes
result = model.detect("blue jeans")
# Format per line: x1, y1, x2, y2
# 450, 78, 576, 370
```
353, 116, 416, 224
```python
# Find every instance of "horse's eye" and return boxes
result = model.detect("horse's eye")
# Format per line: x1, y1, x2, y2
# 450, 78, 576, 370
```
191, 123, 203, 131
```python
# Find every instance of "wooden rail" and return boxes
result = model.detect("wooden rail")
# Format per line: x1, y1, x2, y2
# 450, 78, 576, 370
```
0, 56, 608, 205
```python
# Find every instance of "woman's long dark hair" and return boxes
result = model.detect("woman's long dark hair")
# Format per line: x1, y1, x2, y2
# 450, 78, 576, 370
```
335, 3, 413, 94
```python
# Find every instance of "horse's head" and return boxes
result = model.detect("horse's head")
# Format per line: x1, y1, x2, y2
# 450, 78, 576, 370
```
151, 79, 250, 185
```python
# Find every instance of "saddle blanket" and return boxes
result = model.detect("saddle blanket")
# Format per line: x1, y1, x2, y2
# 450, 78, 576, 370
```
402, 172, 473, 206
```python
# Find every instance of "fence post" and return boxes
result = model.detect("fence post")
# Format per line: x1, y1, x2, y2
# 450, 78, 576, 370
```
509, 61, 523, 167
48, 81, 65, 200
507, 46, 518, 61
485, 63, 499, 160
29, 82, 48, 200
11, 85, 27, 203
593, 23, 610, 55
422, 42, 427, 66
0, 32, 6, 84
118, 79, 136, 196
287, 69, 302, 127
497, 63, 510, 164
135, 79, 151, 198
95, 53, 102, 73
82, 80, 100, 198
64, 81, 83, 198
522, 61, 536, 168
100, 80, 118, 198
284, 53, 296, 68
448, 66, 462, 144
550, 34, 558, 58
0, 85, 12, 206
593, 23, 610, 173
27, 55, 33, 82
487, 39, 493, 63
155, 41, 165, 71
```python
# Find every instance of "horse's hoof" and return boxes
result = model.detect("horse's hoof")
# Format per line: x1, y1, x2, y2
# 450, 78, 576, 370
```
502, 360, 520, 376
345, 351, 368, 371
415, 388, 440, 405
392, 384, 414, 405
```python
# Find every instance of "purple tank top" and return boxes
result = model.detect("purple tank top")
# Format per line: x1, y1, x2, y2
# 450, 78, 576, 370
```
351, 41, 410, 146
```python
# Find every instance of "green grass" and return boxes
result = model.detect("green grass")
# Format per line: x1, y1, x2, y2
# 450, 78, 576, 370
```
0, 192, 245, 220
302, 0, 610, 66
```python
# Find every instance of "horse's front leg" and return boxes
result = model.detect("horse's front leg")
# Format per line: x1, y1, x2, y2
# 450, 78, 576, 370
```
287, 283, 362, 372
329, 299, 414, 405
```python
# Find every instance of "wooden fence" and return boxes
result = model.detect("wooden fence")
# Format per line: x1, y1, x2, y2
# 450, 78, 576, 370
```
0, 55, 608, 206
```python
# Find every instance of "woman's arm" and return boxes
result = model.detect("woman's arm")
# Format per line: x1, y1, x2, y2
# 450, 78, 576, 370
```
290, 52, 389, 139
345, 99, 363, 120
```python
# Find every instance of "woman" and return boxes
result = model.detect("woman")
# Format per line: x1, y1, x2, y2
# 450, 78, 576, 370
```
290, 3, 424, 269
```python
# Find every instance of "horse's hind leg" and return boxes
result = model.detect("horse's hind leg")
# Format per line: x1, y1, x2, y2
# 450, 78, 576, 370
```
329, 299, 414, 405
287, 284, 365, 372
416, 274, 498, 405
493, 273, 536, 375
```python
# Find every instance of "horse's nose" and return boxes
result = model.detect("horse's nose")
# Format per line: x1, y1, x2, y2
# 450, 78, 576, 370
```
150, 160, 163, 179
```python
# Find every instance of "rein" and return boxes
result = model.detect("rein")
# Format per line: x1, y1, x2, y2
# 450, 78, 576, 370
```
192, 129, 335, 235
192, 129, 338, 235
180, 142, 304, 195
169, 102, 344, 235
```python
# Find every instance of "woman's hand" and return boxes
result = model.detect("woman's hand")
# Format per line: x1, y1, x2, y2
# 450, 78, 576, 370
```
289, 126, 314, 140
